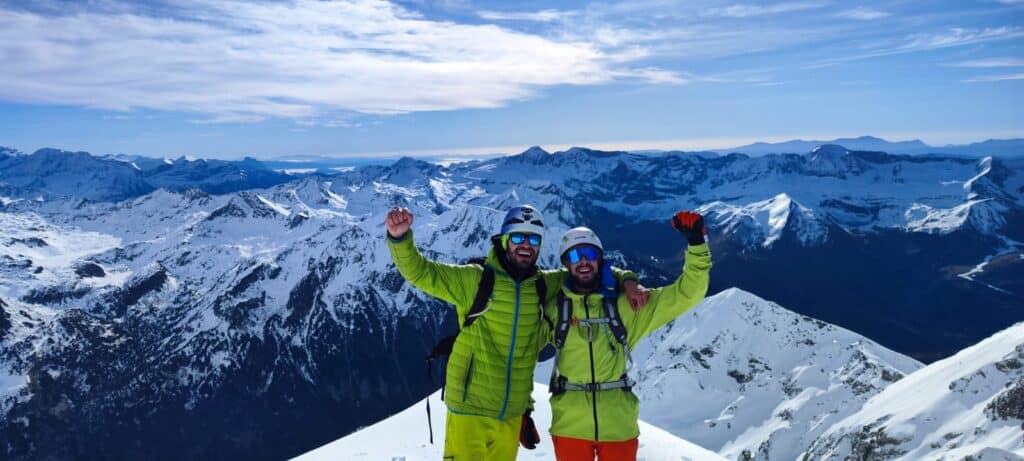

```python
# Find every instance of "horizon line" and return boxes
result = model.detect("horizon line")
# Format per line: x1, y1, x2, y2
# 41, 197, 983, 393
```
5, 130, 1023, 161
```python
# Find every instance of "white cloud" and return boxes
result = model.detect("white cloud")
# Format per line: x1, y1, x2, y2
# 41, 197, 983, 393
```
835, 7, 889, 20
810, 27, 1024, 66
477, 9, 577, 22
704, 2, 826, 18
0, 1, 662, 122
952, 58, 1024, 67
901, 27, 1024, 50
614, 67, 690, 84
964, 73, 1024, 82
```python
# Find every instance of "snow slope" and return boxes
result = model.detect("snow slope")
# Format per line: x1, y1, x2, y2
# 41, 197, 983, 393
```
294, 382, 727, 461
804, 322, 1024, 460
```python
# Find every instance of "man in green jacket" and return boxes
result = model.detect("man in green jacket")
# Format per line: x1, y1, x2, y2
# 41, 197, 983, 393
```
385, 205, 646, 461
545, 211, 712, 461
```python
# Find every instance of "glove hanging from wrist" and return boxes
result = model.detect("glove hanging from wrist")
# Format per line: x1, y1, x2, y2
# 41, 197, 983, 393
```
519, 410, 540, 450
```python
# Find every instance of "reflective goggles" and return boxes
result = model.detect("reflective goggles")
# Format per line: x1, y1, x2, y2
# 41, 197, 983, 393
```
563, 245, 601, 264
508, 232, 542, 247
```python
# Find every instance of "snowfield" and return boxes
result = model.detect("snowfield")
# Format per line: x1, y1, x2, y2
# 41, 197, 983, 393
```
294, 382, 728, 461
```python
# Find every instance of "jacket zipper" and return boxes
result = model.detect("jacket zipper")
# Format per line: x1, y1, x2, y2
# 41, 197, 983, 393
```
498, 280, 522, 420
584, 294, 599, 441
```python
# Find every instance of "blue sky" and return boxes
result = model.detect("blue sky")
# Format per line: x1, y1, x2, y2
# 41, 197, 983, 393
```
0, 0, 1022, 159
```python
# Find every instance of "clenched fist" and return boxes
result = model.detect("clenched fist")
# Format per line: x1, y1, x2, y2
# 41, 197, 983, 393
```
386, 207, 414, 239
671, 211, 707, 246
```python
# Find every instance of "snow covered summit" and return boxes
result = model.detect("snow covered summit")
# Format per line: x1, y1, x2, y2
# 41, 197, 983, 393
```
293, 382, 727, 461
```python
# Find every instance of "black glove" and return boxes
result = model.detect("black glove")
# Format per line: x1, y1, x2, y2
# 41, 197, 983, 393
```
519, 410, 540, 450
671, 211, 707, 246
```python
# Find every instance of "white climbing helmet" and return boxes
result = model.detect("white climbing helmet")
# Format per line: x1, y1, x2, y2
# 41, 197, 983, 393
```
559, 227, 603, 258
500, 205, 545, 237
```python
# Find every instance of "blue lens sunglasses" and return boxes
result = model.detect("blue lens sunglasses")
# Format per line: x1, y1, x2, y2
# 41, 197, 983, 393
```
564, 245, 601, 264
509, 232, 542, 247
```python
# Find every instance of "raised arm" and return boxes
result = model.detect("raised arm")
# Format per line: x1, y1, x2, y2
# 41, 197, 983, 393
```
385, 207, 480, 319
622, 211, 712, 346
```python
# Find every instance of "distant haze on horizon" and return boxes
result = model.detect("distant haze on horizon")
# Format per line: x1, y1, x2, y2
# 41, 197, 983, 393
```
0, 0, 1021, 160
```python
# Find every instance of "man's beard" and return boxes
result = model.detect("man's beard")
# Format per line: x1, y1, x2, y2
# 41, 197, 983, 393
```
572, 273, 600, 292
511, 256, 535, 271
569, 268, 598, 290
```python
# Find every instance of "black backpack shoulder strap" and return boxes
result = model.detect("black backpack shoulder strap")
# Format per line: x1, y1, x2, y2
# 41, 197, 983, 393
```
463, 265, 494, 328
602, 292, 626, 348
535, 275, 548, 306
552, 291, 573, 349
602, 295, 629, 348
534, 276, 553, 331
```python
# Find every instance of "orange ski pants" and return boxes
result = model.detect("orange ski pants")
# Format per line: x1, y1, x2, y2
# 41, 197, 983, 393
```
551, 434, 639, 461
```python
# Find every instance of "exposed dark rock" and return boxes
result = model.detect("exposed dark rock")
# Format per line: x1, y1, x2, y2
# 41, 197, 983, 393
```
985, 377, 1024, 422
207, 203, 247, 220
9, 237, 49, 248
880, 368, 904, 382
74, 262, 106, 278
728, 369, 751, 384
0, 297, 10, 340
20, 285, 91, 305
847, 421, 909, 461
691, 350, 711, 369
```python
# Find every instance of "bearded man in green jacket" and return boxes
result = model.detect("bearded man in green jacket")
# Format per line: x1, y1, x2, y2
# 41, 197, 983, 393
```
545, 211, 712, 461
385, 205, 648, 461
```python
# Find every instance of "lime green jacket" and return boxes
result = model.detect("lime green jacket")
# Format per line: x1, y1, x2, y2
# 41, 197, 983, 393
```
387, 230, 638, 420
546, 242, 711, 441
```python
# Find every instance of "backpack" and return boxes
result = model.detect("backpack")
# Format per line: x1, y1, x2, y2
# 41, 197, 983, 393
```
548, 264, 635, 396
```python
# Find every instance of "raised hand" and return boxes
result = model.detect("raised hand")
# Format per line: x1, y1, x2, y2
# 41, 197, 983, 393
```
386, 207, 414, 239
671, 211, 707, 246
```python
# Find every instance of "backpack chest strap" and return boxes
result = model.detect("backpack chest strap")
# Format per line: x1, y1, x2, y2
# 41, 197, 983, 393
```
551, 374, 636, 394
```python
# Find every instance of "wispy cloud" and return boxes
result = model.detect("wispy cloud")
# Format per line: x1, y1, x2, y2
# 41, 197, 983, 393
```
477, 9, 577, 22
964, 73, 1024, 82
704, 2, 826, 18
613, 67, 689, 84
835, 7, 889, 20
0, 1, 666, 122
901, 27, 1024, 50
951, 57, 1024, 67
809, 27, 1024, 67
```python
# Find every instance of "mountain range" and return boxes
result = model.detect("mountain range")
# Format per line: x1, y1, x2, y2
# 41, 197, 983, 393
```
299, 289, 1023, 461
719, 135, 1024, 158
0, 141, 1022, 459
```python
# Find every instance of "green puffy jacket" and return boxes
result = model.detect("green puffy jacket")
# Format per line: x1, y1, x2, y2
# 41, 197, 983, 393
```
546, 242, 711, 442
387, 230, 637, 420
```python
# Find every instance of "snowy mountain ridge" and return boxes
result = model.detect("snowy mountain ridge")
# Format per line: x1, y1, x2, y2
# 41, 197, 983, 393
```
803, 322, 1024, 461
3, 145, 1023, 242
0, 145, 1022, 459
